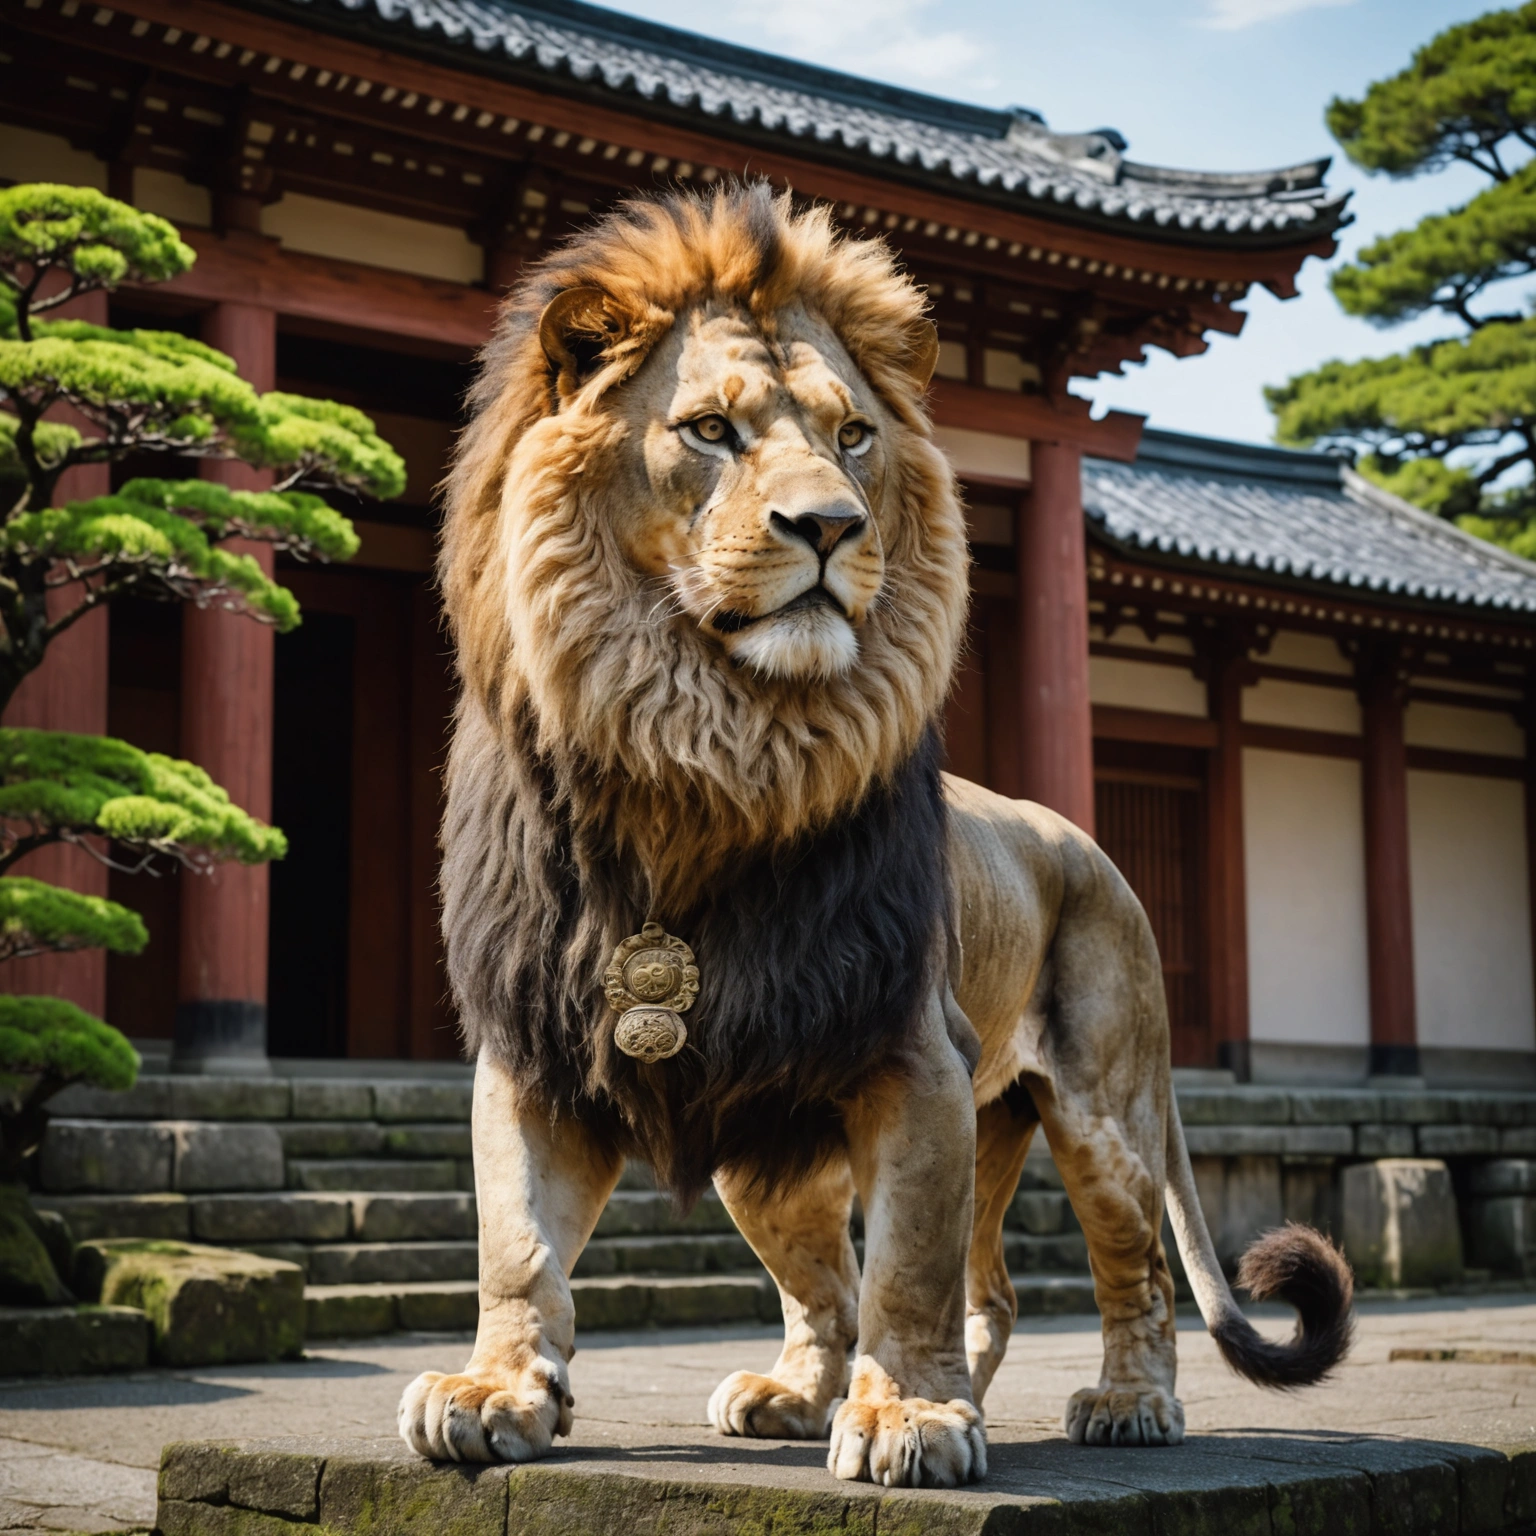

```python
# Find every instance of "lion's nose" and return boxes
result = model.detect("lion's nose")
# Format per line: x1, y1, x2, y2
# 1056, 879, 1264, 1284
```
770, 507, 867, 558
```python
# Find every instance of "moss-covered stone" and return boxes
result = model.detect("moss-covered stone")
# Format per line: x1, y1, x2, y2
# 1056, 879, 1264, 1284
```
76, 1237, 303, 1365
0, 1301, 149, 1373
319, 1453, 507, 1536
0, 1179, 71, 1304
306, 1287, 398, 1338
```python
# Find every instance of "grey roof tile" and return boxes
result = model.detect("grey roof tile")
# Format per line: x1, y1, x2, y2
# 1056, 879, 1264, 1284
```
276, 0, 1348, 245
1084, 431, 1536, 616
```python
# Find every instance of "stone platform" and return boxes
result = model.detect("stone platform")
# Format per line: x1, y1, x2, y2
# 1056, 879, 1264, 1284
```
3, 1296, 1535, 1535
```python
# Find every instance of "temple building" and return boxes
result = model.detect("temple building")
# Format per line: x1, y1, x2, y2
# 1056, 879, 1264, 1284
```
3, 0, 1533, 1088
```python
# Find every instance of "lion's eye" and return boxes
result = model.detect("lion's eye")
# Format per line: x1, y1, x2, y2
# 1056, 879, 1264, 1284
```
690, 415, 731, 444
839, 421, 873, 456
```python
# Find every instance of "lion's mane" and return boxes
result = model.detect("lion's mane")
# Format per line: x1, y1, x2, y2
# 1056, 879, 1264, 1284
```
439, 185, 971, 1201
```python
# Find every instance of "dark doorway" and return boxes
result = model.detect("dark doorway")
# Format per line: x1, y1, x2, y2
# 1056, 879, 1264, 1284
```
268, 611, 355, 1057
1094, 744, 1211, 1066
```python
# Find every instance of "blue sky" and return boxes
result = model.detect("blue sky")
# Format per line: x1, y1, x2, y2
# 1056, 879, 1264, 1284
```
596, 0, 1503, 447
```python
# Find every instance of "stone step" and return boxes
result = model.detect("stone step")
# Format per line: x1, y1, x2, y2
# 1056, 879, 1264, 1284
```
304, 1269, 1098, 1340
305, 1241, 480, 1286
573, 1233, 761, 1277
592, 1189, 737, 1236
1001, 1231, 1089, 1272
1010, 1188, 1079, 1235
287, 1160, 463, 1193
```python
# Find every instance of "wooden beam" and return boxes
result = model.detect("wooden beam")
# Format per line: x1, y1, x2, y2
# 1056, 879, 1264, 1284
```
930, 383, 1144, 462
1091, 705, 1219, 749
133, 228, 498, 352
93, 0, 1337, 289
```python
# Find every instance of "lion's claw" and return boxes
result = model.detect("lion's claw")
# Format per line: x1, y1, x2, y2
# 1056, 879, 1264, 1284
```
1064, 1386, 1184, 1447
827, 1395, 986, 1487
708, 1371, 830, 1439
398, 1359, 574, 1463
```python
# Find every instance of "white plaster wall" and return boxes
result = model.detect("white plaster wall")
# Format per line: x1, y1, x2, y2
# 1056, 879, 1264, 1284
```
934, 427, 1030, 487
1244, 749, 1371, 1046
1408, 771, 1536, 1052
1405, 701, 1525, 757
1243, 678, 1362, 733
1264, 630, 1352, 675
1089, 655, 1207, 717
133, 168, 211, 228
259, 193, 483, 284
0, 125, 104, 189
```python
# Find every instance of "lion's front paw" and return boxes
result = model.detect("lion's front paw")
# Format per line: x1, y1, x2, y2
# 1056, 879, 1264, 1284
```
708, 1371, 830, 1439
398, 1358, 574, 1463
1064, 1386, 1184, 1447
827, 1395, 986, 1487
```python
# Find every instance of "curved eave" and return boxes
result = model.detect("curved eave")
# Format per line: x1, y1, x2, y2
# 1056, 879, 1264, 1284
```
1086, 523, 1536, 626
228, 0, 1349, 257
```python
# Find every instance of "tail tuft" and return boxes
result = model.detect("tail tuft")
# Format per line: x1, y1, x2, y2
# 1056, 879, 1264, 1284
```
1210, 1223, 1355, 1390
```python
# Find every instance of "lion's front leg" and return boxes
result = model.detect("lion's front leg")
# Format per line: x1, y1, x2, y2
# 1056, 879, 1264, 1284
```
828, 994, 986, 1489
398, 1050, 622, 1463
708, 1156, 859, 1439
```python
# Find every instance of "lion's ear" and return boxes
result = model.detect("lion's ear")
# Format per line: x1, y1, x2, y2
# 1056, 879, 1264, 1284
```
907, 319, 941, 391
539, 286, 622, 400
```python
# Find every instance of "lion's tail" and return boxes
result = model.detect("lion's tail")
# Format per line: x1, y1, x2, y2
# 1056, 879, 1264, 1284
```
1164, 1096, 1354, 1389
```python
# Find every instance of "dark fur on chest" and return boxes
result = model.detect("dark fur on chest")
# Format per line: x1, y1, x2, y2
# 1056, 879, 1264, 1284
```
444, 717, 949, 1205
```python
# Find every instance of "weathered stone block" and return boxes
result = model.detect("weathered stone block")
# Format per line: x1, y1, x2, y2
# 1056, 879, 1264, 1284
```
395, 1284, 479, 1332
275, 1122, 384, 1159
350, 1193, 476, 1242
291, 1081, 374, 1121
192, 1193, 351, 1244
320, 1453, 506, 1536
174, 1123, 286, 1192
290, 1159, 456, 1192
1471, 1159, 1536, 1196
38, 1120, 174, 1193
1289, 1090, 1380, 1125
49, 1077, 175, 1119
1357, 1123, 1416, 1158
305, 1286, 398, 1337
1177, 1088, 1289, 1125
1503, 1128, 1536, 1155
371, 1082, 473, 1123
381, 1124, 474, 1159
1184, 1126, 1287, 1156
1341, 1159, 1463, 1288
227, 1450, 323, 1520
1378, 1093, 1459, 1124
307, 1240, 478, 1286
168, 1079, 292, 1121
1468, 1196, 1536, 1275
76, 1239, 304, 1365
1011, 1189, 1073, 1235
35, 1192, 191, 1241
1282, 1126, 1354, 1155
0, 1303, 150, 1374
1282, 1161, 1337, 1235
1418, 1124, 1500, 1157
1188, 1154, 1283, 1269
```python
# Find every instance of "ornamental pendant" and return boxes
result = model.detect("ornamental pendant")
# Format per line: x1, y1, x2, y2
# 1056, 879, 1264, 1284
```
604, 922, 699, 1064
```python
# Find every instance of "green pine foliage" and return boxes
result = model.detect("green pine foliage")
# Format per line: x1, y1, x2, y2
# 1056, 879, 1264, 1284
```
1271, 5, 1536, 550
0, 728, 288, 872
0, 876, 147, 963
0, 184, 401, 1226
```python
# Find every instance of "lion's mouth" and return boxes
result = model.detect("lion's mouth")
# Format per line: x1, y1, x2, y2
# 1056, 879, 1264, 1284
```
712, 586, 843, 634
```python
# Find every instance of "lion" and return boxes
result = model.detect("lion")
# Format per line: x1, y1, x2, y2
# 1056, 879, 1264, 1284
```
399, 184, 1353, 1487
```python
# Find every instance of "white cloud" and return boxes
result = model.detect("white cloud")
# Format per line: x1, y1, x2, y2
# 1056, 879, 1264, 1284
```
732, 0, 987, 86
1198, 0, 1357, 30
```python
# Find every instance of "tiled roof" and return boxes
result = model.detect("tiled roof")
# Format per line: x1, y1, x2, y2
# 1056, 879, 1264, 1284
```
269, 0, 1349, 246
1084, 430, 1536, 616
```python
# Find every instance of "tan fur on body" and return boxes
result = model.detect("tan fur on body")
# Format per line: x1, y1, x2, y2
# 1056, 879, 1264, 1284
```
405, 185, 1352, 1486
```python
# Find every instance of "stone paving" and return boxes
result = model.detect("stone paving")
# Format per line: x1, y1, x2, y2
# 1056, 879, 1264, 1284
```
0, 1293, 1533, 1533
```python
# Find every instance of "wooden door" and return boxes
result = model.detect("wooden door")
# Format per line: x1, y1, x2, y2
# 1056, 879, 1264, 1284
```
1094, 769, 1210, 1066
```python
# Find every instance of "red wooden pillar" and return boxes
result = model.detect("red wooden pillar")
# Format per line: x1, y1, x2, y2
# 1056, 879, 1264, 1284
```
1204, 634, 1251, 1079
2, 291, 111, 1017
172, 302, 278, 1072
1359, 645, 1419, 1077
1015, 439, 1094, 834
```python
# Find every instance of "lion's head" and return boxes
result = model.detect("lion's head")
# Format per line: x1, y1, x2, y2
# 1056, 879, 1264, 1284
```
442, 185, 969, 893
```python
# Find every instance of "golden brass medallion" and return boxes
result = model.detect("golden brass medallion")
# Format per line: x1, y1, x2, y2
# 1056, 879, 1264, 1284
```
604, 922, 698, 1063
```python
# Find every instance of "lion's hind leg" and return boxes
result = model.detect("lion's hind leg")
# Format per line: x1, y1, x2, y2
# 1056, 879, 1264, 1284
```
708, 1156, 860, 1439
966, 1090, 1038, 1406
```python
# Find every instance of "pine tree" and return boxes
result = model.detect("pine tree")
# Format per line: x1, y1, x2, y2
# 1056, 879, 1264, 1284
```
1265, 4, 1536, 549
0, 183, 404, 1303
